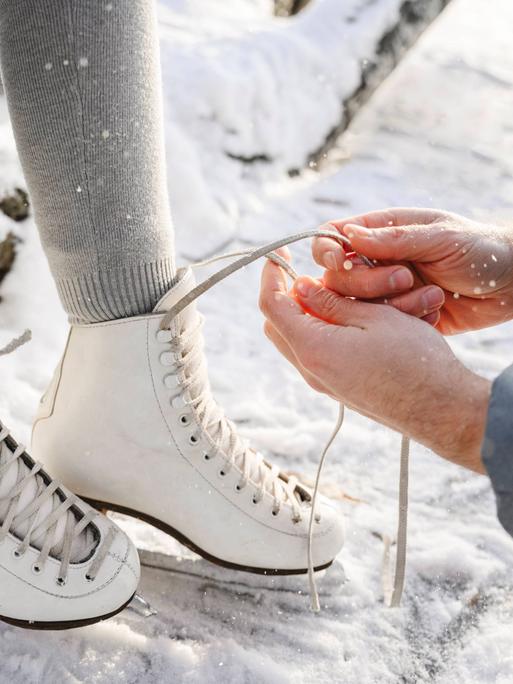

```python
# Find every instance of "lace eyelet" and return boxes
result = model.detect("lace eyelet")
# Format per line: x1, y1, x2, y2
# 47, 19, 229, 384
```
170, 394, 186, 409
292, 516, 302, 525
32, 563, 42, 574
163, 373, 179, 389
12, 548, 23, 559
85, 573, 95, 582
156, 329, 171, 343
315, 515, 321, 524
219, 469, 227, 477
56, 576, 67, 586
179, 414, 191, 427
252, 496, 260, 505
188, 434, 199, 445
271, 508, 280, 517
235, 482, 245, 492
159, 351, 174, 366
203, 452, 212, 461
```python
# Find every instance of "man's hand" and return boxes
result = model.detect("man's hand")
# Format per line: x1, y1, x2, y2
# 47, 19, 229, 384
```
312, 208, 513, 334
259, 250, 491, 473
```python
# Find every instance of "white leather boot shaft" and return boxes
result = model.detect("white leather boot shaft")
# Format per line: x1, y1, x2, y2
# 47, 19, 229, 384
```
32, 267, 344, 573
0, 423, 139, 627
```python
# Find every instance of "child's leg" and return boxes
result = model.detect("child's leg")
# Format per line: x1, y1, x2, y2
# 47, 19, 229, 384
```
0, 0, 175, 323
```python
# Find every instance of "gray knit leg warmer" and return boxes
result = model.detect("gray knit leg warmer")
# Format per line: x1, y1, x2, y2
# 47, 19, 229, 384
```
0, 0, 175, 323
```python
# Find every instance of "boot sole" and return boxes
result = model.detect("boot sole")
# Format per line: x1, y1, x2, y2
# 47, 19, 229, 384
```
0, 592, 136, 631
82, 497, 333, 576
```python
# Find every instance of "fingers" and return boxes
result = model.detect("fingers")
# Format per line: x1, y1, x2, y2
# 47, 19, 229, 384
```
312, 207, 452, 268
312, 235, 352, 271
422, 310, 441, 327
321, 266, 443, 321
260, 257, 373, 374
259, 250, 311, 341
292, 276, 379, 327
313, 223, 437, 269
322, 264, 414, 299
259, 251, 305, 330
340, 222, 449, 263
387, 285, 445, 318
325, 207, 443, 231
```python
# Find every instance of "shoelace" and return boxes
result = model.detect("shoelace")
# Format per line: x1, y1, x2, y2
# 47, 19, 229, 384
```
0, 333, 115, 585
159, 320, 304, 520
160, 229, 410, 610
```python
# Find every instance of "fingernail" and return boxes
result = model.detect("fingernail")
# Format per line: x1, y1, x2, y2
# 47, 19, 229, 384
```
342, 224, 372, 240
423, 286, 445, 309
295, 278, 321, 298
389, 267, 413, 291
324, 251, 339, 271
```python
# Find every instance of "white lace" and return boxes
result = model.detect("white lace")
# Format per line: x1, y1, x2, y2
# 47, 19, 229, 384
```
160, 228, 410, 611
159, 308, 305, 522
0, 334, 114, 585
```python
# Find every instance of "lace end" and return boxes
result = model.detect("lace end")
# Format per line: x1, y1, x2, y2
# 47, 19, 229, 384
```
308, 569, 321, 612
382, 435, 410, 608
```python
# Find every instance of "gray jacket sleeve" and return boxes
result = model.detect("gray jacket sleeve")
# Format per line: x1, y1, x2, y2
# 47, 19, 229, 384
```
482, 363, 513, 536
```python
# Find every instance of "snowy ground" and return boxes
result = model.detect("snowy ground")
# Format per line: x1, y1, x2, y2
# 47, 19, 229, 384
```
2, 0, 513, 681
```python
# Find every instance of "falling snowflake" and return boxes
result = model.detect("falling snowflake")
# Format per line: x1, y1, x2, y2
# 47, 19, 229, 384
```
44, 62, 52, 71
79, 57, 89, 68
101, 130, 110, 139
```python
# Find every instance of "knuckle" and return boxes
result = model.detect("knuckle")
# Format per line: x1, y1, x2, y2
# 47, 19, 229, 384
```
392, 298, 410, 314
318, 290, 342, 320
387, 226, 406, 240
323, 270, 347, 293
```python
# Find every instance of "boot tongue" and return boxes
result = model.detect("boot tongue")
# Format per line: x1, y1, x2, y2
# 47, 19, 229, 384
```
153, 267, 196, 319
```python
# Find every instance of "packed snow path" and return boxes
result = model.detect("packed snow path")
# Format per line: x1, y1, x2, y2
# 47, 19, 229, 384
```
1, 0, 513, 681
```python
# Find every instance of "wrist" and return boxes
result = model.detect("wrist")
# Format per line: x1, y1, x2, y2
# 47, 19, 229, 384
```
436, 371, 491, 473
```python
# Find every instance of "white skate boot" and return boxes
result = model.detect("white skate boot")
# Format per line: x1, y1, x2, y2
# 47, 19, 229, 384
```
0, 421, 139, 629
32, 267, 344, 575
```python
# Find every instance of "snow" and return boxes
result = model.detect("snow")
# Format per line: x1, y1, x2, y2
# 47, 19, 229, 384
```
2, 0, 513, 681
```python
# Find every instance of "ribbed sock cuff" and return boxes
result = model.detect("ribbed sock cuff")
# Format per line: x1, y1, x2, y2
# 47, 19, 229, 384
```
55, 258, 175, 324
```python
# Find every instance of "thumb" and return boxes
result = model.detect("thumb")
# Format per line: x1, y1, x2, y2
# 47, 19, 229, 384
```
342, 222, 449, 263
294, 277, 378, 327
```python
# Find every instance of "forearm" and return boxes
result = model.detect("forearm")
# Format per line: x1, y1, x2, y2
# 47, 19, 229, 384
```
433, 371, 490, 473
401, 366, 491, 474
